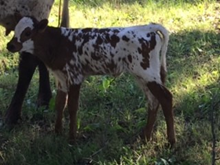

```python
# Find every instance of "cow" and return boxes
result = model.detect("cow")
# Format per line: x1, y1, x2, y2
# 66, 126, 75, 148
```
7, 16, 176, 146
0, 0, 69, 124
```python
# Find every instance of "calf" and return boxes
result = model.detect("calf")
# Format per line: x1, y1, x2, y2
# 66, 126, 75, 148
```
0, 0, 69, 124
7, 16, 176, 145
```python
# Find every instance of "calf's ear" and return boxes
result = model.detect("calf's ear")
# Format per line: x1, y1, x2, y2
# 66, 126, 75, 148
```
36, 19, 48, 33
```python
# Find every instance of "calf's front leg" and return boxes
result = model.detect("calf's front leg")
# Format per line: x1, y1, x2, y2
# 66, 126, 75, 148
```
37, 60, 52, 108
55, 90, 67, 135
68, 84, 81, 143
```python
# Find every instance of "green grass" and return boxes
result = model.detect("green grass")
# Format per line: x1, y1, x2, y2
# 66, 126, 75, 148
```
0, 0, 220, 164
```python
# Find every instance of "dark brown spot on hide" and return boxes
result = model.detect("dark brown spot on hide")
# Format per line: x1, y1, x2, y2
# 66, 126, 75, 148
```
82, 28, 93, 33
147, 81, 173, 106
122, 35, 130, 42
98, 28, 111, 33
96, 35, 103, 45
149, 32, 157, 48
113, 29, 120, 33
0, 1, 5, 5
71, 36, 77, 53
110, 34, 120, 48
140, 57, 149, 70
138, 39, 150, 70
138, 33, 157, 70
128, 55, 132, 63
78, 33, 90, 55
36, 28, 78, 71
105, 60, 117, 73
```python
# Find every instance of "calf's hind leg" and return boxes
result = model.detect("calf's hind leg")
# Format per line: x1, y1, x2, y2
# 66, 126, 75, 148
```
147, 81, 175, 146
141, 89, 160, 142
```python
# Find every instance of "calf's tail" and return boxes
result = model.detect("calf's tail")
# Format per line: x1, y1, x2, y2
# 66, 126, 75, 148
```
148, 23, 169, 84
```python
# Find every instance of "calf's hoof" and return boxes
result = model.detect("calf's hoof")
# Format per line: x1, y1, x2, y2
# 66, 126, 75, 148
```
168, 138, 176, 148
68, 137, 76, 145
55, 125, 62, 135
68, 132, 76, 145
139, 129, 151, 142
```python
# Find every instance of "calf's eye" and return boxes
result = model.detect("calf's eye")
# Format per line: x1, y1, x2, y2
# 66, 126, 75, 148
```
25, 31, 31, 37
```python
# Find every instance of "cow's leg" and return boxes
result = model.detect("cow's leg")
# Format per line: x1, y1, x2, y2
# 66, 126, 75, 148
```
142, 66, 167, 140
68, 84, 81, 143
141, 89, 160, 141
5, 52, 38, 124
147, 81, 175, 146
37, 60, 52, 108
135, 77, 160, 141
55, 90, 67, 135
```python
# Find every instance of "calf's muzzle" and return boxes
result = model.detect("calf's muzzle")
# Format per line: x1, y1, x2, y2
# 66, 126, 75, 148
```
7, 38, 22, 53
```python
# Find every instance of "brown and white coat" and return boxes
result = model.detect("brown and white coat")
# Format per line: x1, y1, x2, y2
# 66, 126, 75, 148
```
7, 16, 176, 145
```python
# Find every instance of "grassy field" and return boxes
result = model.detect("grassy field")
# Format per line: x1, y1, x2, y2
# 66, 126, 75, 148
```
0, 0, 220, 164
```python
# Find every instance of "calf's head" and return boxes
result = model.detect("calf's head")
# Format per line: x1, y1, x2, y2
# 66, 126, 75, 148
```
7, 15, 48, 53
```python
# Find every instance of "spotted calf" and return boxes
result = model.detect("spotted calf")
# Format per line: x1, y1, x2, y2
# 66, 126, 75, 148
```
7, 16, 176, 145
